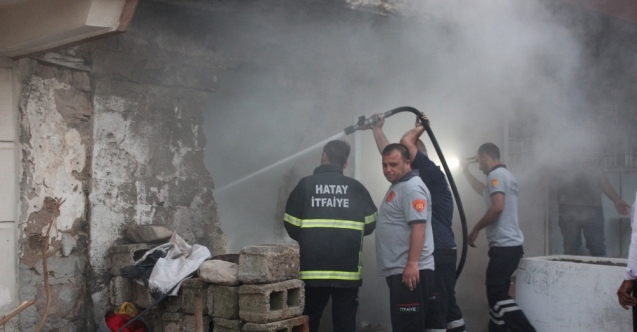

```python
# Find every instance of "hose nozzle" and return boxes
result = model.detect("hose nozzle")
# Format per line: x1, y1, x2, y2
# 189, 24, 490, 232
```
344, 110, 396, 135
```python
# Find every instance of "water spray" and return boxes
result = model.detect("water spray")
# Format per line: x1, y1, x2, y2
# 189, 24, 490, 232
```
345, 106, 469, 279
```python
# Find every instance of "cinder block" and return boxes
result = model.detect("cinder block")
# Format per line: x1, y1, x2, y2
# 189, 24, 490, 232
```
213, 317, 244, 332
238, 245, 299, 284
208, 285, 239, 319
108, 243, 155, 276
144, 309, 164, 332
242, 315, 309, 332
164, 278, 208, 314
239, 279, 304, 323
162, 312, 212, 332
109, 276, 132, 306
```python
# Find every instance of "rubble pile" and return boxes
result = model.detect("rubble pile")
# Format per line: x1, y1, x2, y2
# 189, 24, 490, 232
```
108, 229, 307, 332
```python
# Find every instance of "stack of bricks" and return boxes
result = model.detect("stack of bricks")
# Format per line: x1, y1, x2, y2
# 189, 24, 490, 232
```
214, 244, 308, 332
108, 243, 307, 332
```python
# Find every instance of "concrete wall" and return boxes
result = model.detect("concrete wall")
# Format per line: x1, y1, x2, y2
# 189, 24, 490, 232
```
16, 56, 93, 331
86, 1, 228, 323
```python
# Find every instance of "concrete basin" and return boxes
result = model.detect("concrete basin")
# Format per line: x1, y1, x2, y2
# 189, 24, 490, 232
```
516, 255, 631, 331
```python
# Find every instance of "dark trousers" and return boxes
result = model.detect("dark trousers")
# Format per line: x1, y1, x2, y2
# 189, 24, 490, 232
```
633, 281, 637, 332
303, 287, 358, 332
386, 269, 434, 332
558, 205, 606, 256
426, 249, 465, 332
486, 246, 535, 332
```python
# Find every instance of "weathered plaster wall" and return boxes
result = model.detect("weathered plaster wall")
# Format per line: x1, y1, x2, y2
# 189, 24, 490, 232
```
85, 1, 228, 322
16, 57, 92, 331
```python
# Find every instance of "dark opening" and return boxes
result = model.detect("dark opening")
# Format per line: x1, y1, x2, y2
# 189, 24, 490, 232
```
270, 291, 285, 311
133, 249, 149, 261
287, 288, 301, 308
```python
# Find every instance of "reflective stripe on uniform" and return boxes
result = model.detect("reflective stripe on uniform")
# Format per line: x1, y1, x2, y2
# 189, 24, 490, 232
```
300, 270, 361, 280
284, 213, 302, 226
300, 219, 364, 231
365, 212, 377, 224
447, 318, 466, 330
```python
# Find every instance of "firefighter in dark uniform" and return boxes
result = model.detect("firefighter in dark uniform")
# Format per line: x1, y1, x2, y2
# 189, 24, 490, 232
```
284, 140, 378, 332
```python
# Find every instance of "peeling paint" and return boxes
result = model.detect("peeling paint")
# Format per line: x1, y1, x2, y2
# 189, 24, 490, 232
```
22, 77, 86, 240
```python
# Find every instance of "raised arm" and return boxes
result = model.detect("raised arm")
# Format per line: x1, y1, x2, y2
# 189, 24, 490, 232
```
362, 113, 390, 154
399, 115, 428, 163
462, 162, 485, 195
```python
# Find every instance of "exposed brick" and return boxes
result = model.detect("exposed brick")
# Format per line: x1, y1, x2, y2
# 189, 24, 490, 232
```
213, 317, 244, 332
108, 243, 155, 276
109, 275, 132, 306
242, 315, 309, 332
239, 279, 304, 323
162, 312, 212, 332
208, 284, 239, 319
238, 245, 299, 284
164, 277, 208, 314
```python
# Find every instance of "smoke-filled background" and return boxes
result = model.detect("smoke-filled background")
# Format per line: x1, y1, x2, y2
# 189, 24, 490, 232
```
199, 0, 637, 330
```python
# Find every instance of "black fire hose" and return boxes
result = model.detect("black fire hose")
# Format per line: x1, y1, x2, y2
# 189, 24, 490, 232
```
345, 106, 468, 279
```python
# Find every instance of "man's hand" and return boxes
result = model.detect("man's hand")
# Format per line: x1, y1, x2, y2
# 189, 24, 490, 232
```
618, 279, 637, 309
416, 114, 429, 128
402, 261, 420, 290
614, 199, 631, 216
460, 159, 471, 172
469, 229, 480, 248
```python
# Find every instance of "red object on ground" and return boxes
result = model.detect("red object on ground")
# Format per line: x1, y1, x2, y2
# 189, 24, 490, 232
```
105, 313, 146, 332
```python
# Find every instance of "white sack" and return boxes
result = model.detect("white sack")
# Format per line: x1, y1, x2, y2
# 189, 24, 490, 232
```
147, 233, 211, 296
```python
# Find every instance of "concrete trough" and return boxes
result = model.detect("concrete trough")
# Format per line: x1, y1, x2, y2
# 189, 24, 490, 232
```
516, 255, 631, 331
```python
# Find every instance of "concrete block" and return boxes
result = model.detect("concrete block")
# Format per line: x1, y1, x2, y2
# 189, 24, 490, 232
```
109, 276, 132, 306
208, 285, 239, 319
162, 312, 212, 332
126, 225, 173, 243
144, 309, 164, 332
238, 245, 299, 284
213, 317, 244, 332
242, 315, 309, 332
108, 243, 155, 276
239, 279, 304, 323
164, 278, 208, 314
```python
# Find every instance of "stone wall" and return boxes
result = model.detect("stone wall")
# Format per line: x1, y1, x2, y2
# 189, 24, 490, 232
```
16, 56, 93, 331
85, 1, 228, 324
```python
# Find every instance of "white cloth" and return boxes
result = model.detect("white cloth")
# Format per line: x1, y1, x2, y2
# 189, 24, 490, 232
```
143, 233, 211, 296
625, 193, 637, 280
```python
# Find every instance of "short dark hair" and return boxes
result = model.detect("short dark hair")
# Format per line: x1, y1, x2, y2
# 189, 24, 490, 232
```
382, 143, 410, 161
478, 143, 500, 160
323, 140, 350, 167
